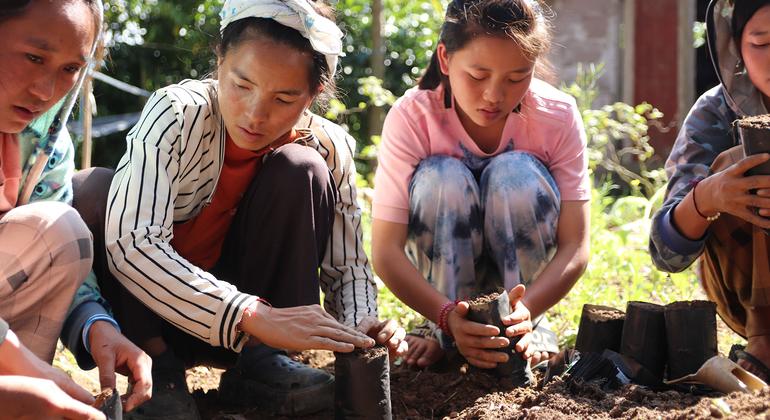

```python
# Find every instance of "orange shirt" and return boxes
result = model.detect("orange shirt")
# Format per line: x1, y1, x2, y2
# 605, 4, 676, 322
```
172, 130, 297, 270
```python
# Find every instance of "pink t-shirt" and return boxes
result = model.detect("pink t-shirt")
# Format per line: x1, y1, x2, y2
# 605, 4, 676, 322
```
373, 79, 590, 224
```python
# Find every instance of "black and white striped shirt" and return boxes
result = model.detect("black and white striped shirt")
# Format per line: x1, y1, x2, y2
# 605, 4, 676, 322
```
105, 79, 378, 351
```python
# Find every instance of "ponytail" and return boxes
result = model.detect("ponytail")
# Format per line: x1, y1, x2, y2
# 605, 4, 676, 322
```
418, 53, 443, 91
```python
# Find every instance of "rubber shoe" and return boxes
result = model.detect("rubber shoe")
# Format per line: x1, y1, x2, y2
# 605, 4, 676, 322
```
218, 346, 334, 416
125, 350, 201, 420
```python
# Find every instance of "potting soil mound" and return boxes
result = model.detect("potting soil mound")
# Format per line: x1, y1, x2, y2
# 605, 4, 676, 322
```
468, 292, 501, 307
738, 114, 770, 129
191, 350, 770, 419
584, 305, 625, 322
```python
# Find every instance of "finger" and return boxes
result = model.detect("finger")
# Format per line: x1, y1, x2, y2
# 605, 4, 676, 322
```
460, 335, 509, 349
95, 350, 117, 391
396, 340, 409, 357
55, 373, 95, 405
123, 353, 153, 412
317, 326, 375, 348
514, 332, 534, 354
355, 316, 379, 336
530, 352, 542, 366
459, 318, 500, 337
465, 356, 499, 369
454, 301, 470, 317
506, 320, 533, 338
392, 327, 406, 342
507, 284, 526, 305
311, 336, 356, 353
406, 341, 427, 365
56, 396, 106, 420
737, 208, 770, 229
741, 175, 770, 189
388, 335, 406, 354
327, 319, 377, 347
502, 305, 531, 325
733, 154, 770, 175
738, 194, 770, 210
376, 319, 399, 343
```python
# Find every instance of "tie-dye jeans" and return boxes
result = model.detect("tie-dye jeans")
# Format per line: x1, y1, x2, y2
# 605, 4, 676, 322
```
407, 151, 560, 299
407, 150, 560, 343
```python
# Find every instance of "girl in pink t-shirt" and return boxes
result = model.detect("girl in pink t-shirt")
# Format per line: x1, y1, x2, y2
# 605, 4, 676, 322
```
372, 0, 590, 376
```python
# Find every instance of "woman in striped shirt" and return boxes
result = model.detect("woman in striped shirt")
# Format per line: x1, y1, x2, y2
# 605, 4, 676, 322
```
75, 0, 406, 417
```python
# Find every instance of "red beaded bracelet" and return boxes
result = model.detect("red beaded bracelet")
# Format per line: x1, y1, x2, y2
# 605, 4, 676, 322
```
437, 300, 459, 338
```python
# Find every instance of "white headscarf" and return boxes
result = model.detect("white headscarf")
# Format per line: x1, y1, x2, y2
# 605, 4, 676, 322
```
219, 0, 343, 77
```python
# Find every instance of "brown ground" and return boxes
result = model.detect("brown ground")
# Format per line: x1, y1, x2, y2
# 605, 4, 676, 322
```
57, 315, 763, 419
185, 350, 770, 420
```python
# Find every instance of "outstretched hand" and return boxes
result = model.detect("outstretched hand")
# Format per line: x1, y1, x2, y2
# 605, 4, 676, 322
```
243, 302, 375, 353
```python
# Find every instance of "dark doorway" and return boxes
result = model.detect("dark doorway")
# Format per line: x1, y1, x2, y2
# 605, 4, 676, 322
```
696, 0, 720, 97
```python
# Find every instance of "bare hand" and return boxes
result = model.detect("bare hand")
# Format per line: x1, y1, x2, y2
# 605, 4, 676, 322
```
701, 154, 770, 228
446, 302, 510, 369
88, 321, 152, 412
501, 284, 534, 360
357, 316, 408, 359
0, 330, 94, 405
244, 303, 375, 353
0, 375, 105, 420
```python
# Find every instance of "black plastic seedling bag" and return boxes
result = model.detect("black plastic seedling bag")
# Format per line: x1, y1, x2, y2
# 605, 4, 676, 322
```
466, 292, 532, 385
665, 300, 718, 380
737, 115, 770, 176
334, 345, 392, 420
93, 388, 122, 420
620, 301, 667, 379
574, 304, 625, 354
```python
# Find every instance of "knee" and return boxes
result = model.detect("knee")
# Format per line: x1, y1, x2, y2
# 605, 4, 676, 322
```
410, 156, 476, 205
268, 143, 331, 191
16, 202, 93, 269
483, 152, 557, 195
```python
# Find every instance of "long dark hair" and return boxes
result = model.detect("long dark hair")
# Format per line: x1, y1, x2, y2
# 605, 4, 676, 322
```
731, 0, 770, 41
216, 1, 338, 107
0, 0, 31, 21
418, 0, 552, 97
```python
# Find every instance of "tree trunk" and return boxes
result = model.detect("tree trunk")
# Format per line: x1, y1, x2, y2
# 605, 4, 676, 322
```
368, 0, 385, 137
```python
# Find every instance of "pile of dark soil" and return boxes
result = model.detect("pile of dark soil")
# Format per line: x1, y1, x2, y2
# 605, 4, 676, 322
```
192, 350, 770, 419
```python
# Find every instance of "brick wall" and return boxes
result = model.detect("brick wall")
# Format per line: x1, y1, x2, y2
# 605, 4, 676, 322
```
547, 0, 626, 107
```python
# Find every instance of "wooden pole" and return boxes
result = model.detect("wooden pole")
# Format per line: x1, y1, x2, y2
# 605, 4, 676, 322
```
368, 0, 385, 137
80, 77, 93, 169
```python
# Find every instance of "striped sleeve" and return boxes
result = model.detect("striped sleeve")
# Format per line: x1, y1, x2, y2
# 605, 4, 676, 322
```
311, 117, 379, 327
104, 88, 256, 351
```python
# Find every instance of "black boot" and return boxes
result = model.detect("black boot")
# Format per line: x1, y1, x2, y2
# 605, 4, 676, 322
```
218, 345, 334, 416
